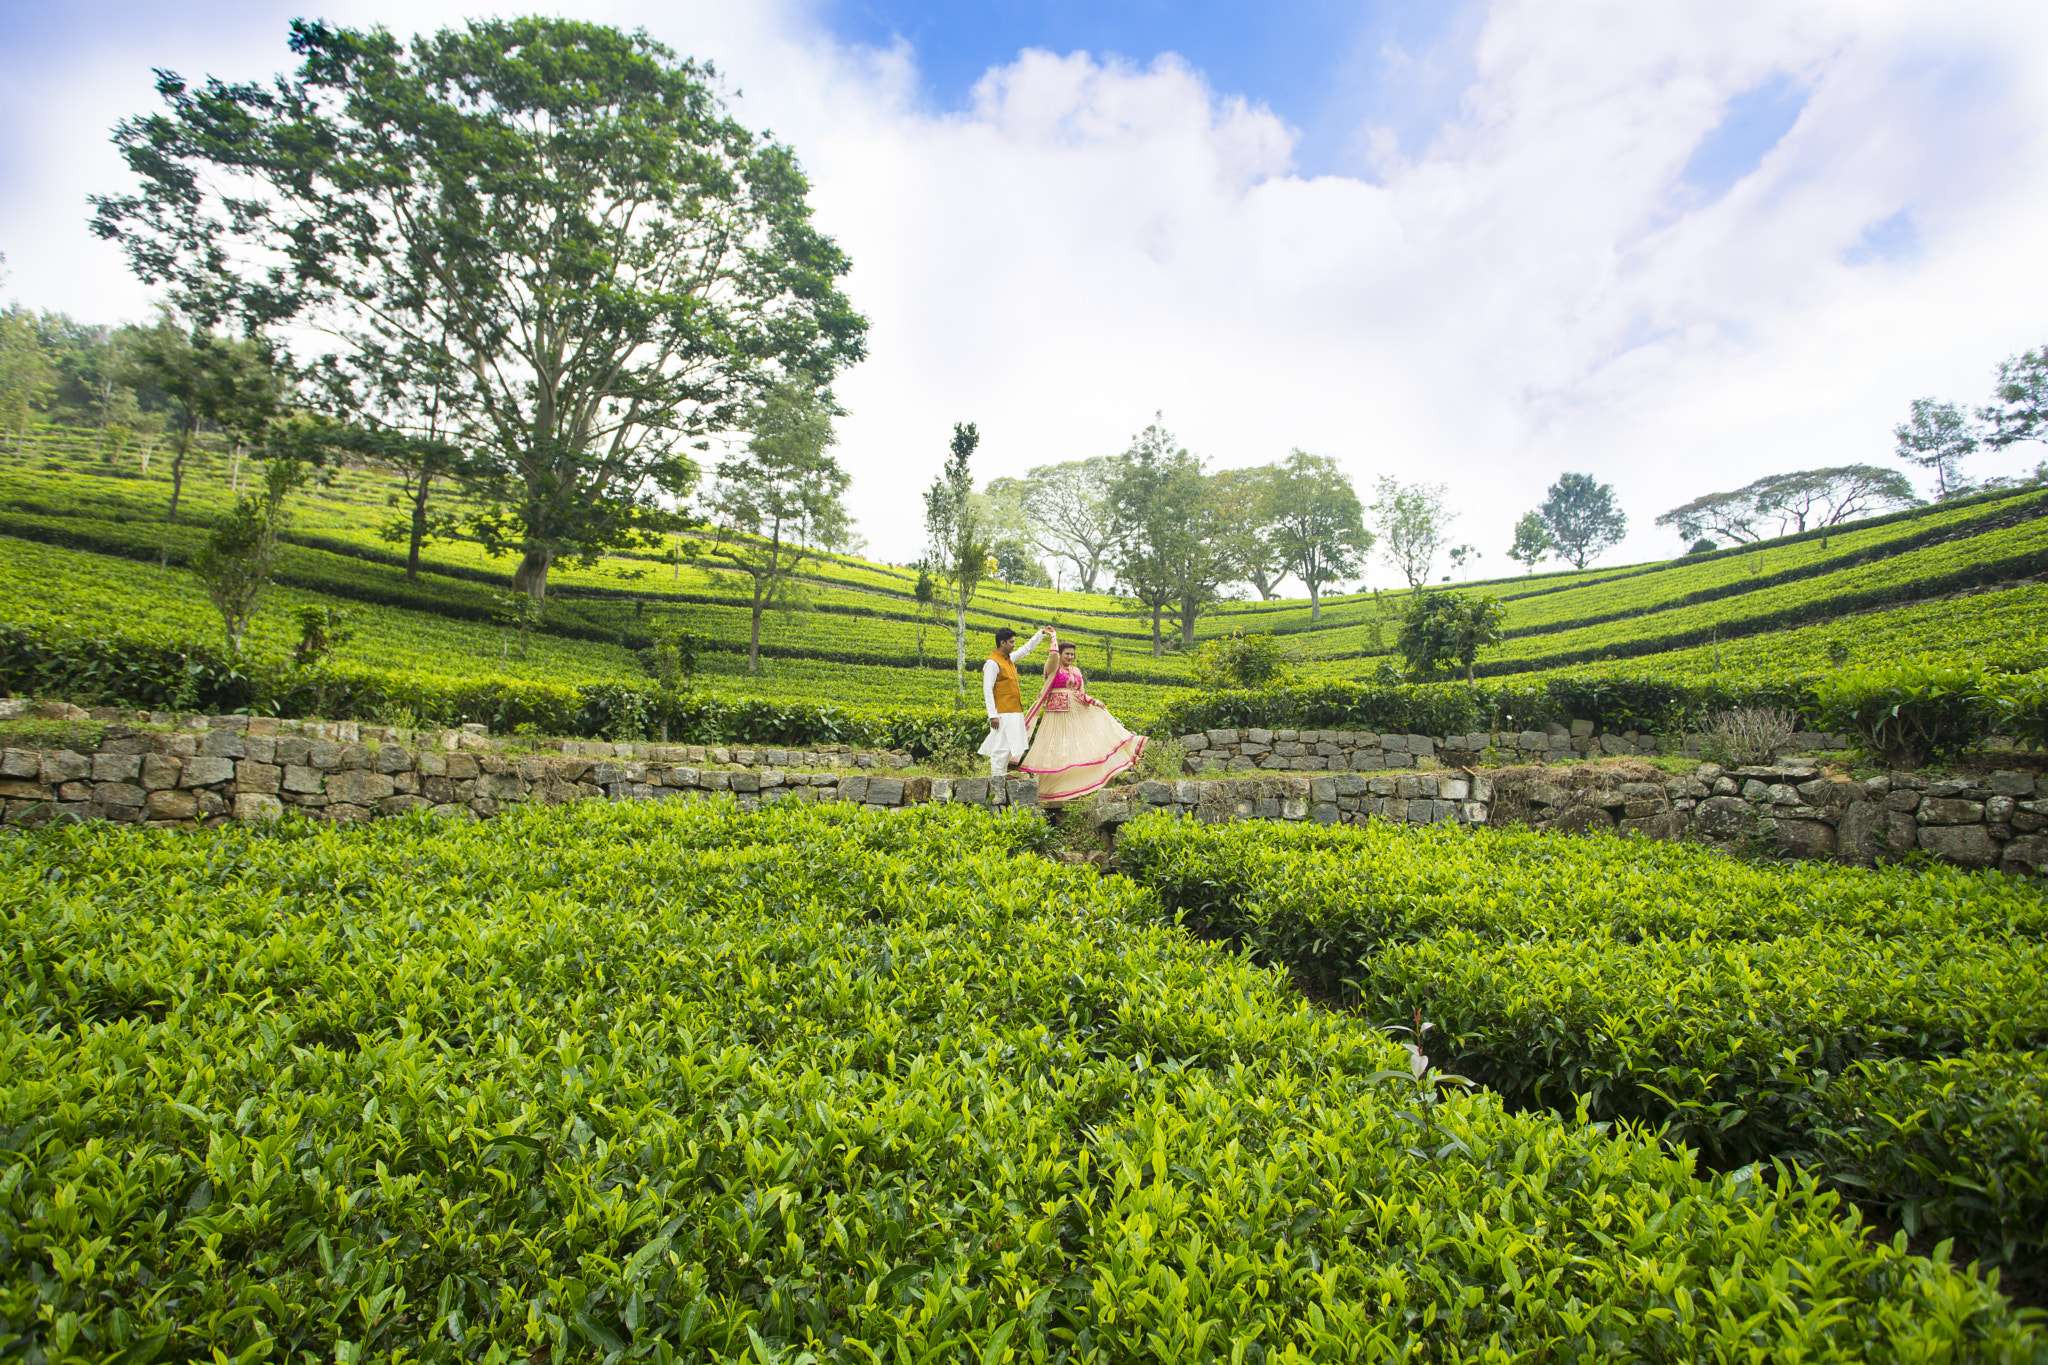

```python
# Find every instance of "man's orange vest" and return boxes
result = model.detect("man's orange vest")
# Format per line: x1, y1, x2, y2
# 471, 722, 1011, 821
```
988, 650, 1023, 713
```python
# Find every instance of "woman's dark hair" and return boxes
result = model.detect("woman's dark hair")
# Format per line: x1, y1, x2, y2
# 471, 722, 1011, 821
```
1059, 639, 1078, 652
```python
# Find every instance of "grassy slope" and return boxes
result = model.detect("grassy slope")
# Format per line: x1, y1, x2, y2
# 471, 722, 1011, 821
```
3, 426, 2042, 715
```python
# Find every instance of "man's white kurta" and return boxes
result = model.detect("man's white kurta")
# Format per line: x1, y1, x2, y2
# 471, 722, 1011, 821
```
975, 630, 1044, 759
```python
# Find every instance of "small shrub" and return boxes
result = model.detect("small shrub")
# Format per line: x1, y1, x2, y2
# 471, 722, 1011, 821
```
1137, 738, 1186, 781
1990, 669, 2048, 751
1699, 705, 1797, 766
1191, 631, 1292, 691
289, 603, 359, 668
922, 731, 981, 774
1805, 659, 1996, 769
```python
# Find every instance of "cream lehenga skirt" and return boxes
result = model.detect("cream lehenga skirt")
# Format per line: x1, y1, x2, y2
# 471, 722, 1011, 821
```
1019, 701, 1146, 804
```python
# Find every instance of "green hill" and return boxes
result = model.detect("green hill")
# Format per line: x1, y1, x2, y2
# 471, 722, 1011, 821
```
1, 424, 2042, 729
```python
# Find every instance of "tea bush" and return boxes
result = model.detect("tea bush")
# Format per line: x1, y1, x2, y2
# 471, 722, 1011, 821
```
1115, 812, 2048, 1264
4, 801, 2040, 1361
1800, 1050, 2048, 1268
1806, 659, 2001, 768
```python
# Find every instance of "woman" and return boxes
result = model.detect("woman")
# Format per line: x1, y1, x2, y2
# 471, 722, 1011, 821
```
1018, 631, 1147, 804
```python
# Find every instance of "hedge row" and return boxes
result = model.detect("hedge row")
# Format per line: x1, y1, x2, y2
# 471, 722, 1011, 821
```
0, 510, 1202, 682
1163, 660, 2048, 754
4, 800, 2038, 1360
10, 614, 2044, 761
1114, 813, 2048, 1268
0, 621, 988, 756
1155, 673, 1809, 737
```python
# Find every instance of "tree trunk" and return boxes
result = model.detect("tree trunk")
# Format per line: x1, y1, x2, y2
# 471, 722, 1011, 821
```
748, 577, 765, 673
407, 475, 432, 580
166, 426, 193, 522
1080, 558, 1100, 593
1180, 596, 1197, 647
953, 603, 969, 696
1150, 604, 1163, 657
513, 547, 553, 604
1308, 580, 1323, 624
161, 423, 195, 569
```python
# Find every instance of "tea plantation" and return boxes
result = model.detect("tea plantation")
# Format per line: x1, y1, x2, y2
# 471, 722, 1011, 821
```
7, 802, 2047, 1361
1, 425, 2045, 742
6, 426, 2048, 1358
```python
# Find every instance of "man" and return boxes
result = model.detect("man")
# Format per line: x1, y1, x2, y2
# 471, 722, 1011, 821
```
977, 624, 1047, 780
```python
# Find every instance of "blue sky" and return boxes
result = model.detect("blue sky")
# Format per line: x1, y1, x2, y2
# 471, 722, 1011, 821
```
815, 0, 1481, 177
1678, 72, 1809, 202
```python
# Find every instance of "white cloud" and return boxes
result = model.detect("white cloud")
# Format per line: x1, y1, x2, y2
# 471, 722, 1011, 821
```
733, 0, 2048, 575
6, 0, 2046, 582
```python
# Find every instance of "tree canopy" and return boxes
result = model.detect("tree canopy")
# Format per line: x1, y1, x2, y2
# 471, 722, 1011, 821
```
1395, 591, 1507, 684
1980, 344, 2047, 451
1369, 476, 1452, 590
1268, 453, 1370, 621
1894, 398, 1979, 501
1107, 419, 1220, 654
1657, 465, 1917, 550
1211, 464, 1288, 600
92, 17, 866, 603
1012, 458, 1119, 593
1506, 511, 1552, 572
702, 384, 852, 672
1535, 473, 1627, 569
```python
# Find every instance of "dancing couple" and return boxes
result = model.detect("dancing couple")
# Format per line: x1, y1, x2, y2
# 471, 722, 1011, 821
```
978, 625, 1147, 803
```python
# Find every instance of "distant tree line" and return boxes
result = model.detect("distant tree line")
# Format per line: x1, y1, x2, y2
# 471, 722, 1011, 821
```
1649, 341, 2047, 556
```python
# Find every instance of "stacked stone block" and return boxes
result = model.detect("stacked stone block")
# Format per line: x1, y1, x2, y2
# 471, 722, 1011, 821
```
1177, 724, 1684, 773
1515, 760, 2044, 875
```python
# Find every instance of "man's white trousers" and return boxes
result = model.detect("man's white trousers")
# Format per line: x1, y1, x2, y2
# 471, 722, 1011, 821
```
979, 712, 1030, 778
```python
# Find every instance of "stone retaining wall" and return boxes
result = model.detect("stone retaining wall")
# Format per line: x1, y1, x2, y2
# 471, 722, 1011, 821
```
0, 711, 1498, 830
3, 706, 2039, 875
0, 719, 971, 826
1174, 722, 1851, 773
1504, 759, 2046, 875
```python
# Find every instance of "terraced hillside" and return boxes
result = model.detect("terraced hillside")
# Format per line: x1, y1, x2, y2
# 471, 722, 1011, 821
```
1, 424, 2042, 726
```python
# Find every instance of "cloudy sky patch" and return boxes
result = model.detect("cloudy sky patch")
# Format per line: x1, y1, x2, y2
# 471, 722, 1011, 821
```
2, 0, 2044, 581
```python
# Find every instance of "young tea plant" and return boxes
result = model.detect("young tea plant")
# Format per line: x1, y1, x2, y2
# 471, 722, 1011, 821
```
1364, 1006, 1477, 1163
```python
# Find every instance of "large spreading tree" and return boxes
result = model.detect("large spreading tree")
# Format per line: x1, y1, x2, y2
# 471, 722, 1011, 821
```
1016, 458, 1119, 593
92, 17, 866, 604
1658, 465, 1917, 551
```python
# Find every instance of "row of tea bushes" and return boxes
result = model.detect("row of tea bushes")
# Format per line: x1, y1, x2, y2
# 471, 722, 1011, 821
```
4, 801, 2041, 1361
1113, 813, 2048, 1269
